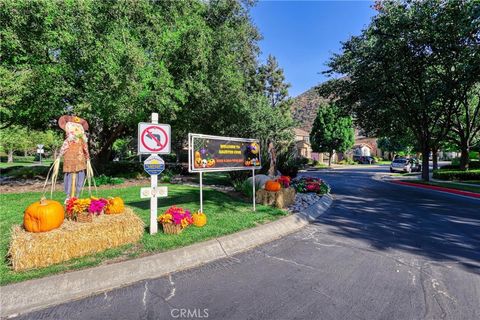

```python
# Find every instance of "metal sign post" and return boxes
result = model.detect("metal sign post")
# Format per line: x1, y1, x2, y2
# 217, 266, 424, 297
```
139, 113, 171, 235
252, 169, 256, 211
199, 172, 203, 213
37, 144, 44, 163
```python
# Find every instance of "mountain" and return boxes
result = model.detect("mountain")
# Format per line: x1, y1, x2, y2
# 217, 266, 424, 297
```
290, 87, 328, 134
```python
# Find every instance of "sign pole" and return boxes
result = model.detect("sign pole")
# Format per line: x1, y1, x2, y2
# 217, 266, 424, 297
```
252, 169, 256, 212
199, 171, 203, 213
150, 113, 159, 235
150, 173, 158, 234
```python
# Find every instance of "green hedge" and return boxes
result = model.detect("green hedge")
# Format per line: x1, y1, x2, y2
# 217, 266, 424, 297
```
440, 161, 480, 170
433, 169, 480, 181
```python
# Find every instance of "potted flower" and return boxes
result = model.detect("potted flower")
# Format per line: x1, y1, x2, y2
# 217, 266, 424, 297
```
158, 205, 193, 234
66, 197, 108, 222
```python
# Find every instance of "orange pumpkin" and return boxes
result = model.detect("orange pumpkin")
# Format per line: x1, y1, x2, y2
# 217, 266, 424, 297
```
192, 212, 207, 227
207, 159, 216, 167
24, 198, 65, 232
265, 180, 281, 192
105, 197, 125, 214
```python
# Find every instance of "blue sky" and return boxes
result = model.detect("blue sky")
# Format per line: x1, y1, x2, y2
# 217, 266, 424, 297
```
251, 1, 376, 97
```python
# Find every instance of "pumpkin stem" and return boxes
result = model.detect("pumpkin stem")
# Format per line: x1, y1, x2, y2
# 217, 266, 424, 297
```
40, 196, 47, 205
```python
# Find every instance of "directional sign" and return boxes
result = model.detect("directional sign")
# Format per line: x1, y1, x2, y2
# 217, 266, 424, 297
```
138, 122, 171, 154
140, 186, 168, 199
36, 149, 45, 154
143, 154, 165, 175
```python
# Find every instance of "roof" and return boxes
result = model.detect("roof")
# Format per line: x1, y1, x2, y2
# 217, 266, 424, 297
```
294, 128, 309, 137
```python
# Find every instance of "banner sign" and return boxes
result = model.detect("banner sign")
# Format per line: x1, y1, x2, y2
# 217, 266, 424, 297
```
188, 134, 261, 172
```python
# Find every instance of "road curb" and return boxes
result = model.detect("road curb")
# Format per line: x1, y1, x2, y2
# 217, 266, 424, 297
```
0, 194, 333, 318
390, 180, 480, 199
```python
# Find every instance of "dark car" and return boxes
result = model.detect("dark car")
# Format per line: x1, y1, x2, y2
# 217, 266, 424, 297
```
353, 155, 376, 164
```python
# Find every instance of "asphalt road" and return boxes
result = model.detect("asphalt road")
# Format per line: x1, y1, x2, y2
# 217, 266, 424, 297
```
18, 166, 480, 320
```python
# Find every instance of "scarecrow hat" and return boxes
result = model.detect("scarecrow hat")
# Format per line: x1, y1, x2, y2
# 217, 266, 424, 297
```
58, 115, 89, 131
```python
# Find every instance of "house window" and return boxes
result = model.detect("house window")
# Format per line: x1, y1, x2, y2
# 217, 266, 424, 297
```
304, 136, 310, 144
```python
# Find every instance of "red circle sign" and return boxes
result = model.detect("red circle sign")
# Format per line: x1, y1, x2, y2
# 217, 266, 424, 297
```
140, 126, 169, 152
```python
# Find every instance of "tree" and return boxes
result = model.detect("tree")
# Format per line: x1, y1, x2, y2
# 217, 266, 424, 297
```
310, 103, 354, 167
318, 0, 480, 180
38, 130, 64, 160
377, 136, 415, 160
0, 126, 26, 162
449, 85, 480, 170
1, 0, 295, 166
257, 55, 291, 109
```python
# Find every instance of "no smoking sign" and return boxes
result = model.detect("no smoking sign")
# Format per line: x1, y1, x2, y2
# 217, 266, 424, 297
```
138, 122, 171, 154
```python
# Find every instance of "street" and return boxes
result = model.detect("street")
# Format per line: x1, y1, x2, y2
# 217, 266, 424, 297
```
19, 166, 480, 320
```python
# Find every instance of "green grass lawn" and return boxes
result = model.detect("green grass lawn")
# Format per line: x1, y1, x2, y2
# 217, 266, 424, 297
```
0, 184, 286, 285
192, 172, 232, 186
403, 180, 480, 193
0, 160, 53, 169
376, 160, 391, 165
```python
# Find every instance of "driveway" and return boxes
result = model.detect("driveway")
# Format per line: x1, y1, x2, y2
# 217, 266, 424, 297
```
18, 167, 480, 320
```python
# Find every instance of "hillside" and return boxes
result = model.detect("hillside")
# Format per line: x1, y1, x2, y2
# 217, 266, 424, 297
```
291, 87, 328, 133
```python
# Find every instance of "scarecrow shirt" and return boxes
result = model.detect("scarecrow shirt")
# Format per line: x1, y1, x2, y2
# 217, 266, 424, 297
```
59, 132, 90, 173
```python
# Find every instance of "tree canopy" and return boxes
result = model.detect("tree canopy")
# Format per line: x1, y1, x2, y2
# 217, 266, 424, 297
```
310, 103, 354, 167
1, 0, 294, 163
318, 0, 480, 180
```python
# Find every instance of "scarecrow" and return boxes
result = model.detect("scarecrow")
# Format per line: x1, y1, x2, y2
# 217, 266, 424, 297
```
49, 115, 94, 201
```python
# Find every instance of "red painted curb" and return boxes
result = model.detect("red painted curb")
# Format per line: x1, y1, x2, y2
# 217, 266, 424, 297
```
391, 180, 480, 199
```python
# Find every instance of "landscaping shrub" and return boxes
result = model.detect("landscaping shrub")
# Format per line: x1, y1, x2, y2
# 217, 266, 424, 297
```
440, 161, 480, 170
233, 179, 261, 199
93, 174, 124, 186
433, 169, 480, 181
94, 161, 145, 178
6, 165, 53, 179
338, 158, 356, 165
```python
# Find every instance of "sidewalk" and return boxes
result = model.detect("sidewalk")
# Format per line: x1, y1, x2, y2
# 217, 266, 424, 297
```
0, 194, 333, 318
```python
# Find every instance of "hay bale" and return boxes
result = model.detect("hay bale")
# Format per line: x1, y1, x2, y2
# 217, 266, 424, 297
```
256, 188, 296, 209
8, 208, 144, 271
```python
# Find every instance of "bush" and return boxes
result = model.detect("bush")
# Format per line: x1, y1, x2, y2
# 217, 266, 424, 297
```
6, 165, 52, 179
232, 179, 259, 199
469, 151, 479, 160
93, 174, 124, 186
228, 171, 252, 184
94, 161, 145, 178
338, 158, 356, 165
440, 161, 480, 170
433, 169, 480, 181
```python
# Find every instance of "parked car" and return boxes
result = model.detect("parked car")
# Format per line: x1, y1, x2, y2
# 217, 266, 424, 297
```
390, 158, 422, 173
353, 155, 376, 164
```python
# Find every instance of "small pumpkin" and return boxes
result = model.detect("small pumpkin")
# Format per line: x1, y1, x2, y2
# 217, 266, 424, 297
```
192, 211, 207, 227
195, 151, 201, 158
207, 158, 216, 167
265, 180, 281, 192
105, 197, 125, 214
24, 197, 65, 232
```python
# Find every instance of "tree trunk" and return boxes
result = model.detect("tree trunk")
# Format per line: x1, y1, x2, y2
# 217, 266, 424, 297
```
432, 147, 439, 171
24, 150, 28, 157
459, 145, 469, 170
53, 148, 58, 161
7, 149, 13, 163
421, 146, 430, 181
328, 152, 333, 167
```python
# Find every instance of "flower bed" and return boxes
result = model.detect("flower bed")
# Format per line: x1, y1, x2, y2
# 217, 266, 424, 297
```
291, 177, 330, 195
